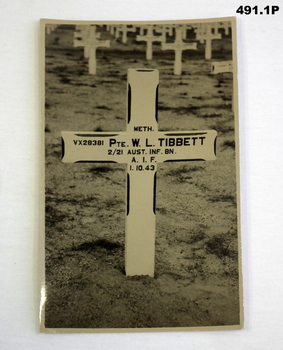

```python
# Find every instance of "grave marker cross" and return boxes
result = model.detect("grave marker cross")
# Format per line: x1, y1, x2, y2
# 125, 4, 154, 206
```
115, 24, 136, 44
196, 23, 222, 60
74, 25, 101, 59
74, 26, 110, 75
162, 26, 197, 75
61, 69, 217, 277
136, 25, 165, 60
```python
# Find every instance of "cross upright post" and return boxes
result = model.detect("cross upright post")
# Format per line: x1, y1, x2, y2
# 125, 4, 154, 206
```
61, 69, 217, 277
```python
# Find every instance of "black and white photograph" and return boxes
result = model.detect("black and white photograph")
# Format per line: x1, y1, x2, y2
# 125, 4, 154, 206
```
42, 18, 242, 331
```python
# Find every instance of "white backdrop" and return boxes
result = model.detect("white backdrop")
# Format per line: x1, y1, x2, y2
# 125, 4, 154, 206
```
0, 0, 283, 349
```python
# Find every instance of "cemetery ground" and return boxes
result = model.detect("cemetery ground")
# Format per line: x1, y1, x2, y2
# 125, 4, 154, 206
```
44, 25, 240, 329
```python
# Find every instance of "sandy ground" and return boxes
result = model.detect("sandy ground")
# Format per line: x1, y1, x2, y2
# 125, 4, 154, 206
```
43, 23, 241, 330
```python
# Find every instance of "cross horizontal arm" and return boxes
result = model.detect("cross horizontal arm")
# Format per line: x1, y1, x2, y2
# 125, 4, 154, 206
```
61, 129, 217, 164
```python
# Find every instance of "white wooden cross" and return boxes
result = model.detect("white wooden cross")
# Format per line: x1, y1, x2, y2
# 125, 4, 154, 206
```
193, 23, 206, 43
162, 26, 197, 75
196, 23, 222, 60
136, 25, 165, 60
74, 26, 101, 59
218, 21, 231, 36
154, 24, 173, 38
108, 25, 116, 36
61, 69, 217, 277
115, 25, 136, 44
74, 26, 110, 75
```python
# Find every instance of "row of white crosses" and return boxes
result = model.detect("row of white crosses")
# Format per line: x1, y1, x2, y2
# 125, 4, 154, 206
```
106, 23, 230, 75
72, 22, 231, 76
61, 69, 217, 276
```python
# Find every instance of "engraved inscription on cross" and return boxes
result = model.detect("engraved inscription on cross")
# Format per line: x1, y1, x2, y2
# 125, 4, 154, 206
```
61, 69, 217, 277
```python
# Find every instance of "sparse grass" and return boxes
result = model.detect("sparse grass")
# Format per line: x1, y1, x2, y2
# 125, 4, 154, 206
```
165, 165, 205, 183
50, 194, 99, 206
52, 65, 69, 74
52, 37, 60, 45
156, 207, 167, 215
166, 165, 204, 177
210, 121, 234, 134
45, 125, 51, 132
72, 239, 122, 252
222, 140, 235, 149
175, 225, 208, 244
89, 165, 113, 173
187, 230, 206, 244
45, 203, 69, 227
59, 76, 71, 84
180, 231, 206, 244
209, 194, 236, 206
200, 113, 222, 119
158, 104, 200, 114
94, 126, 103, 131
205, 234, 237, 259
101, 80, 118, 84
96, 105, 111, 110
104, 198, 124, 208
72, 82, 96, 87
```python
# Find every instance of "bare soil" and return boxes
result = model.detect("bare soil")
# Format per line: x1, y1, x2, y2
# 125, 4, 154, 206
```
44, 24, 241, 330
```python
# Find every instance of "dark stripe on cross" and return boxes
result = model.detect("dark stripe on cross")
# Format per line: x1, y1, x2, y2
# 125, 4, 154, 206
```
164, 132, 208, 136
74, 133, 119, 137
214, 136, 217, 156
61, 137, 65, 159
127, 173, 130, 216
164, 159, 205, 162
127, 84, 131, 124
153, 172, 157, 214
136, 70, 154, 72
74, 160, 118, 163
155, 85, 159, 123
